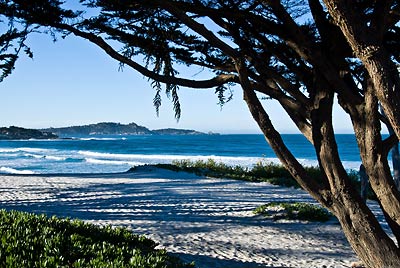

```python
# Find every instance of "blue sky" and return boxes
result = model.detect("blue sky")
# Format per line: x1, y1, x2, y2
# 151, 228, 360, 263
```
0, 30, 354, 134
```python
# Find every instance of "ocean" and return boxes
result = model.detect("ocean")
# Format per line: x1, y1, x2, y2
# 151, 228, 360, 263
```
0, 134, 365, 175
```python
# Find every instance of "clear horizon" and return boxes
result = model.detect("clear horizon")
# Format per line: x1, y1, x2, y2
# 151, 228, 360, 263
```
0, 121, 358, 135
1, 30, 357, 135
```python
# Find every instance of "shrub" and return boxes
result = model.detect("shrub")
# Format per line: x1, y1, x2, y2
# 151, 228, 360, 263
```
253, 202, 333, 222
0, 209, 193, 268
161, 159, 301, 186
157, 159, 374, 200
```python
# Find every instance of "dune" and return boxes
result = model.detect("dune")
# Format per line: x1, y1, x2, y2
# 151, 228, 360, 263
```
0, 166, 368, 268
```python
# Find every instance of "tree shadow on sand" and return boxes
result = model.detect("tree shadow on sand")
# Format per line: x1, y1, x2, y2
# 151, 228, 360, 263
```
0, 169, 358, 267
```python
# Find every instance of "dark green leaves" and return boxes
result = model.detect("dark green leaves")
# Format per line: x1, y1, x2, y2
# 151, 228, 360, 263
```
0, 209, 193, 268
253, 201, 333, 222
215, 84, 233, 108
0, 26, 31, 82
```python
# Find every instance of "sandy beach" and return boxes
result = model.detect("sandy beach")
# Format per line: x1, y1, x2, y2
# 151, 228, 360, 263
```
0, 166, 363, 268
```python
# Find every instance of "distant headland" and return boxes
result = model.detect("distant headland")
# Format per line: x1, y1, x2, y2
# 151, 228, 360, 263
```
0, 126, 58, 140
0, 122, 217, 140
41, 122, 214, 136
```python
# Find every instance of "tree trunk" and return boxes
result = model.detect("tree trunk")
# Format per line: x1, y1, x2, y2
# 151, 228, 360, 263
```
389, 127, 400, 191
241, 83, 400, 268
347, 80, 400, 243
236, 61, 331, 205
378, 105, 400, 192
318, 146, 400, 268
354, 135, 400, 242
314, 88, 400, 268
333, 199, 400, 268
322, 0, 400, 141
379, 106, 400, 191
359, 164, 368, 203
392, 145, 400, 190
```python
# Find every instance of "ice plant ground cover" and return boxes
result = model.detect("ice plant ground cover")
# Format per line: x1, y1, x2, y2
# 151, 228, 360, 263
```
0, 209, 193, 268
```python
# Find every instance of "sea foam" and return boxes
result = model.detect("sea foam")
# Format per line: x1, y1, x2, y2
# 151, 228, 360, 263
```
78, 150, 276, 168
85, 158, 143, 166
0, 147, 55, 153
0, 167, 35, 174
0, 135, 364, 174
77, 137, 127, 141
0, 148, 20, 153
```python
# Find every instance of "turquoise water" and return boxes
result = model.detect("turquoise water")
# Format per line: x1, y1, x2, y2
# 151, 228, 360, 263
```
0, 134, 363, 174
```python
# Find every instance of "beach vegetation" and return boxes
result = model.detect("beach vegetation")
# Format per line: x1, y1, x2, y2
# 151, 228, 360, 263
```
156, 160, 375, 199
253, 202, 333, 222
163, 159, 300, 187
0, 209, 193, 268
1, 1, 400, 267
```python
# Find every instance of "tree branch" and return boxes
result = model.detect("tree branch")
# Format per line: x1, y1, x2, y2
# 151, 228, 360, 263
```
158, 1, 239, 58
235, 57, 331, 205
253, 82, 313, 142
382, 134, 399, 157
370, 0, 392, 38
53, 23, 239, 89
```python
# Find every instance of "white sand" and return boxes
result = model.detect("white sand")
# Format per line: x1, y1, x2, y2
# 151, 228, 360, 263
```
0, 166, 363, 268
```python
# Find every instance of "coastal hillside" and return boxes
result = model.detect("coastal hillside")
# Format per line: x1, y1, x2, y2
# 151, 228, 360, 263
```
152, 128, 204, 135
0, 126, 58, 140
42, 122, 207, 136
42, 122, 152, 136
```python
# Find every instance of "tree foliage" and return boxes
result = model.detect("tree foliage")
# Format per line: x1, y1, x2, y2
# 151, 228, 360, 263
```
0, 21, 30, 82
1, 1, 400, 267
